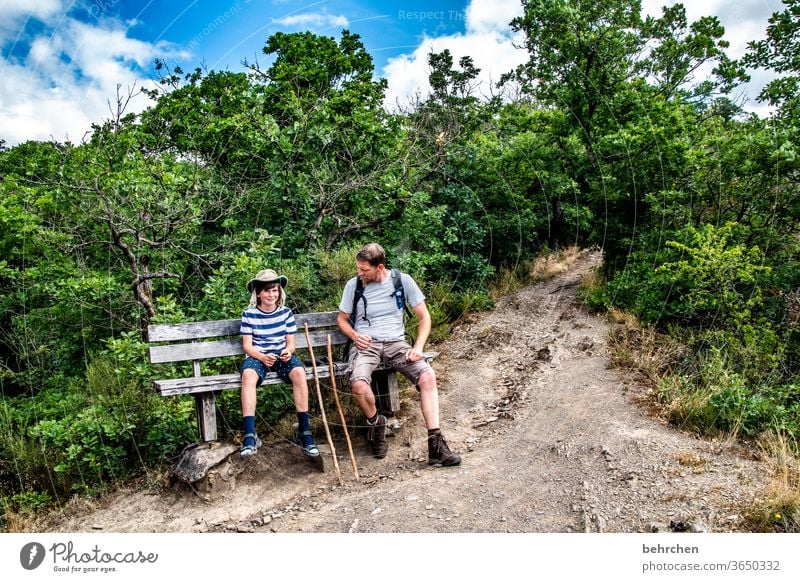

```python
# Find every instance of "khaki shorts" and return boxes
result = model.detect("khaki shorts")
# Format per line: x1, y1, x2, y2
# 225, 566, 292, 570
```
348, 339, 432, 388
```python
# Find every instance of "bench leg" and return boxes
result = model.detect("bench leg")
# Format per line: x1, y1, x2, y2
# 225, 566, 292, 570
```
372, 370, 400, 416
195, 393, 217, 442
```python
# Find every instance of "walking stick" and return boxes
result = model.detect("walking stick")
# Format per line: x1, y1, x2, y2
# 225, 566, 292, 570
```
327, 335, 360, 480
304, 323, 342, 485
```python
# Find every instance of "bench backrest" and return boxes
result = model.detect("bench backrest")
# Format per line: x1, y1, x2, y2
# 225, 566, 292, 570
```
147, 310, 346, 365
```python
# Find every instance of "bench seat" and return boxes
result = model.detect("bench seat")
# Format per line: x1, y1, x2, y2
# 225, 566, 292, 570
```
147, 310, 435, 443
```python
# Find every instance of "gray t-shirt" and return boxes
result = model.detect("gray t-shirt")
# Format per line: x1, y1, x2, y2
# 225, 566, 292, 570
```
338, 271, 425, 340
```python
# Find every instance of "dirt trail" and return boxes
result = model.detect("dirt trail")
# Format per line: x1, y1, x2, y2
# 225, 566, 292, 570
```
44, 250, 765, 533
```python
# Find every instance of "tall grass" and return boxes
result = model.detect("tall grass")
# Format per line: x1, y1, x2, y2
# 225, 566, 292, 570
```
746, 432, 800, 532
604, 308, 800, 532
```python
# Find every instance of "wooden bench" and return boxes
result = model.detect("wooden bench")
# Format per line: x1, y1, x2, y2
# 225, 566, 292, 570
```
147, 310, 426, 443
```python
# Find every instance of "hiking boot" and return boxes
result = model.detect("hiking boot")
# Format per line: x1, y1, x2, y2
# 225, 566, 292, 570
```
428, 432, 461, 466
366, 414, 388, 459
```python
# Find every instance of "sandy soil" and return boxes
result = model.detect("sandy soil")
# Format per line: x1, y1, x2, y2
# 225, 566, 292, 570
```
42, 250, 766, 533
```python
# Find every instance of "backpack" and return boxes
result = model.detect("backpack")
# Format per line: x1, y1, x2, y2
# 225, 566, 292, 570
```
343, 269, 413, 358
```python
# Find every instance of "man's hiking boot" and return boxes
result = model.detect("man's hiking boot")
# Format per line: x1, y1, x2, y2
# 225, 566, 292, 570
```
366, 414, 388, 459
428, 432, 461, 466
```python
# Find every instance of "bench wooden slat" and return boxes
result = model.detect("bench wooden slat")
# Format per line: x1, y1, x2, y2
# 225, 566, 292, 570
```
148, 330, 349, 364
147, 319, 239, 342
154, 363, 348, 396
149, 338, 242, 364
147, 311, 341, 342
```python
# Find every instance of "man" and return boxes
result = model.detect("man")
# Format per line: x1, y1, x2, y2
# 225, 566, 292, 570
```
337, 243, 461, 467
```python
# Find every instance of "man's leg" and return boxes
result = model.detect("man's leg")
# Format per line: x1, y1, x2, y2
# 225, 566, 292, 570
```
349, 346, 388, 459
400, 364, 460, 467
417, 369, 440, 430
352, 378, 388, 459
351, 378, 378, 418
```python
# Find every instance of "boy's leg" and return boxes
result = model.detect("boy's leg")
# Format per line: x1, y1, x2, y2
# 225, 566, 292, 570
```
240, 366, 263, 455
287, 366, 309, 412
241, 368, 259, 417
285, 360, 318, 456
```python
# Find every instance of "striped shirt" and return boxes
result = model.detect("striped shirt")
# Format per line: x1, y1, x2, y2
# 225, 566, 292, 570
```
240, 305, 296, 354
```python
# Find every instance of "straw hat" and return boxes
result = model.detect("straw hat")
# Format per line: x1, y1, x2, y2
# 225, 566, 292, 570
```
247, 269, 287, 307
246, 269, 287, 292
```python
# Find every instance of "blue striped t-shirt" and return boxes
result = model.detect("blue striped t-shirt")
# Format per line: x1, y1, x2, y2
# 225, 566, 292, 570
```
240, 305, 297, 354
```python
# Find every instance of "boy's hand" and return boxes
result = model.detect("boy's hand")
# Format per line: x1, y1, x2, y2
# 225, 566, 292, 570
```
263, 353, 278, 366
279, 350, 291, 362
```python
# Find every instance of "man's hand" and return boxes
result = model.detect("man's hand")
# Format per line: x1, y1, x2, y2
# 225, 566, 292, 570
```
405, 347, 424, 362
355, 333, 372, 350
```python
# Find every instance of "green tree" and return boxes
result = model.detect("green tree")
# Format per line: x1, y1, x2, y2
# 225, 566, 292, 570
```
506, 0, 748, 269
59, 114, 231, 323
745, 0, 800, 118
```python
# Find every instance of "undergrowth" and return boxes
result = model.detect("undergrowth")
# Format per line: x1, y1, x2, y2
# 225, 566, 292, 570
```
605, 310, 800, 532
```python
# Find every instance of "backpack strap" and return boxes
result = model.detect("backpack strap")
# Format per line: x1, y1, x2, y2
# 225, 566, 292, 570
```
347, 275, 366, 327
343, 276, 366, 359
342, 270, 413, 359
391, 269, 413, 319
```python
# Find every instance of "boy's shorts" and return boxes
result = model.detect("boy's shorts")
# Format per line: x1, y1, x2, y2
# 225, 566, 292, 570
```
241, 354, 303, 385
348, 339, 432, 388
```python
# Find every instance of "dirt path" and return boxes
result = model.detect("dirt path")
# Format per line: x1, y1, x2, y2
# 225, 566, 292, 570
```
44, 250, 766, 533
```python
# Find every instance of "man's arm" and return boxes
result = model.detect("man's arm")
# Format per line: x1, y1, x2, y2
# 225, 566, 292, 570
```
337, 310, 371, 350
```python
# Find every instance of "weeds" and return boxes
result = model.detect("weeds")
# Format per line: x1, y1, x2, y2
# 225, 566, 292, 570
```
603, 306, 800, 532
530, 245, 584, 281
488, 245, 587, 300
745, 432, 800, 532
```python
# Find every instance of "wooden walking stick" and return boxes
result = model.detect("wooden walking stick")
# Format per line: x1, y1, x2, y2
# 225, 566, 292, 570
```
327, 334, 360, 480
304, 323, 342, 485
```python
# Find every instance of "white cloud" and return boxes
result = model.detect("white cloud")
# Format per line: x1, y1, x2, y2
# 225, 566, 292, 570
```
273, 12, 349, 29
0, 0, 63, 27
383, 0, 526, 109
642, 0, 781, 57
464, 0, 525, 35
1, 16, 189, 145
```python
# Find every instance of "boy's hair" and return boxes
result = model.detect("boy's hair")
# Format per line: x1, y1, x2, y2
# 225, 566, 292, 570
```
356, 243, 386, 267
255, 281, 284, 306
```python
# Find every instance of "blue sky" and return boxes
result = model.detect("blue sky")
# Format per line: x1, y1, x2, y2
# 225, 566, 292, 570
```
0, 0, 786, 146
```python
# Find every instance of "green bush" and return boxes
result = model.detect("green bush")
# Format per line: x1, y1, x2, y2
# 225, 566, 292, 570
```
0, 355, 195, 501
601, 222, 771, 330
660, 344, 800, 439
